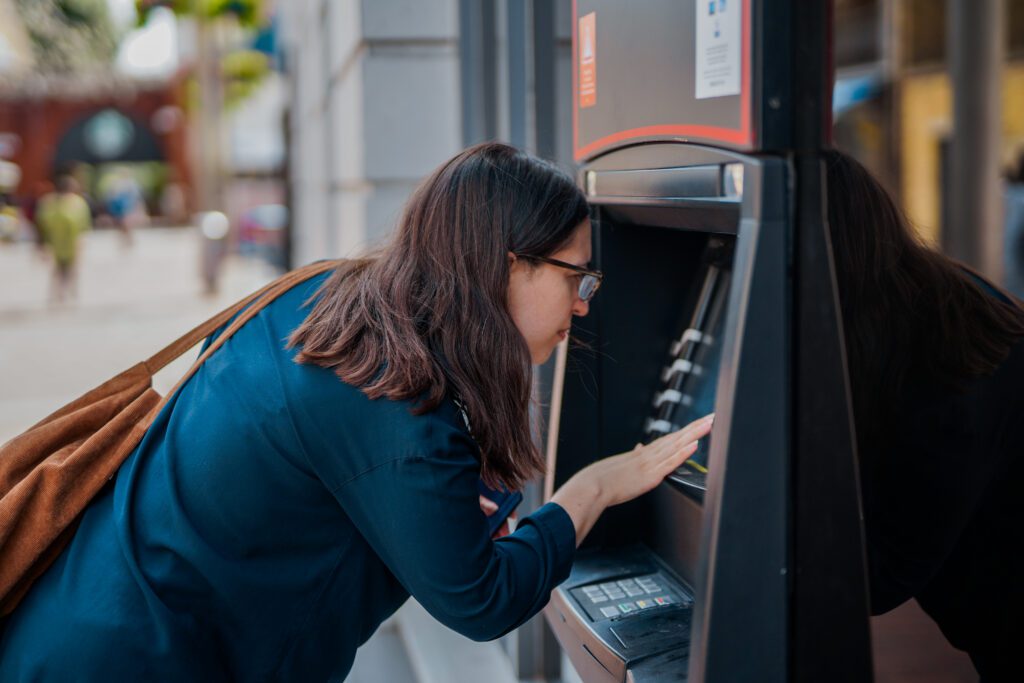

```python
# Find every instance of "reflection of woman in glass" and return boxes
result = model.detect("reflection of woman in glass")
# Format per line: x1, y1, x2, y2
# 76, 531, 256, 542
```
0, 143, 712, 681
825, 150, 1024, 680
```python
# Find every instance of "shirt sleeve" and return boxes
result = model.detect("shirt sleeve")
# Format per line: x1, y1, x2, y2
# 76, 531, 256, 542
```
331, 422, 576, 641
861, 392, 998, 614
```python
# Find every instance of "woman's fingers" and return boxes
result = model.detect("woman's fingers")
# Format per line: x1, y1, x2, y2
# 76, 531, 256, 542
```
645, 413, 714, 462
478, 495, 498, 515
662, 440, 699, 472
678, 413, 715, 443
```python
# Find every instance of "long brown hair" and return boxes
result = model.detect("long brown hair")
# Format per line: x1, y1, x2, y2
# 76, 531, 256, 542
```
824, 149, 1024, 465
289, 143, 589, 488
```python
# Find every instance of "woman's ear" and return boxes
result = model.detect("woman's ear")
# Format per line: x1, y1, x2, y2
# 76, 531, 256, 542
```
508, 251, 530, 282
508, 251, 523, 274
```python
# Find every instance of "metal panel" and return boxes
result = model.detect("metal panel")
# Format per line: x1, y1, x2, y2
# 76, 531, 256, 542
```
689, 157, 789, 683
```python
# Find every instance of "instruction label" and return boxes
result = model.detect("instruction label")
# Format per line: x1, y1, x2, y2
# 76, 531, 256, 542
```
579, 12, 597, 108
695, 0, 741, 100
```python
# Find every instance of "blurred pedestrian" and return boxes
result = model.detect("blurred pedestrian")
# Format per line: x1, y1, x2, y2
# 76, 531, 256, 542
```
35, 172, 91, 304
158, 169, 188, 225
0, 192, 21, 243
22, 179, 53, 248
104, 169, 143, 247
0, 160, 22, 243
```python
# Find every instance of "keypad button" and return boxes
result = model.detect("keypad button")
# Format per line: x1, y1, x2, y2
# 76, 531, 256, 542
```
624, 587, 645, 597
617, 580, 639, 590
635, 599, 655, 609
600, 605, 620, 618
618, 602, 638, 613
605, 589, 626, 598
590, 594, 608, 603
643, 585, 661, 594
599, 582, 619, 592
655, 596, 673, 605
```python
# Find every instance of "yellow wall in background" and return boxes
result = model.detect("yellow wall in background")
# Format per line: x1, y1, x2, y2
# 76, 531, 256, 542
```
1004, 67, 1024, 160
900, 72, 950, 246
900, 64, 1024, 246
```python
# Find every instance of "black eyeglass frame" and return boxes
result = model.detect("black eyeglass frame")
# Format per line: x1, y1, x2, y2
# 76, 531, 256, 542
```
515, 254, 604, 302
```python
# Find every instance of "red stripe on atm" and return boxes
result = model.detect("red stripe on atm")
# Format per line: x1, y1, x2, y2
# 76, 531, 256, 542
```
572, 0, 579, 154
740, 0, 751, 143
574, 124, 752, 161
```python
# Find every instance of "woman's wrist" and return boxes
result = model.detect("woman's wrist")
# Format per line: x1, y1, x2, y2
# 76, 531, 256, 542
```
550, 468, 607, 546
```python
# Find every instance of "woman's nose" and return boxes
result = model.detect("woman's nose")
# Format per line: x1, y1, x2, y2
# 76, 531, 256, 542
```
572, 297, 590, 317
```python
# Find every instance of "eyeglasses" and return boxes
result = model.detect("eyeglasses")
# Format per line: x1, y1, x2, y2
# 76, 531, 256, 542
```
516, 254, 604, 302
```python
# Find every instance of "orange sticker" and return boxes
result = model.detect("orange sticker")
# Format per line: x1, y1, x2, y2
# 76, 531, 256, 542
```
579, 12, 596, 108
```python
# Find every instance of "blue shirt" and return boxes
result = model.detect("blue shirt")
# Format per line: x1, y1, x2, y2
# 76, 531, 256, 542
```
0, 272, 576, 681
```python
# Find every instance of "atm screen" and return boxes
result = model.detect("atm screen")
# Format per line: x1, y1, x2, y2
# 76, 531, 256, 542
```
644, 240, 732, 496
673, 302, 725, 472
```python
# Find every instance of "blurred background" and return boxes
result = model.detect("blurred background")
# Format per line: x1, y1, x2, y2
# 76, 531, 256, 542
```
1, 1, 1022, 681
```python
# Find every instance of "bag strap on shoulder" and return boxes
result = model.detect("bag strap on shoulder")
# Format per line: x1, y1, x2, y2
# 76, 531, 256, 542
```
143, 260, 341, 404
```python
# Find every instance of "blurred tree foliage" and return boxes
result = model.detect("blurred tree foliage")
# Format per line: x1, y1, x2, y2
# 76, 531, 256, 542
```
15, 0, 120, 73
221, 49, 269, 109
136, 0, 263, 28
138, 0, 271, 110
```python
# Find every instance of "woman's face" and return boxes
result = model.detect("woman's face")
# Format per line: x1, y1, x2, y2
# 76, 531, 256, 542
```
508, 219, 593, 365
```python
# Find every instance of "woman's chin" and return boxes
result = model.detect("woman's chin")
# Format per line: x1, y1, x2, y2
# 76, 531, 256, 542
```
531, 340, 561, 366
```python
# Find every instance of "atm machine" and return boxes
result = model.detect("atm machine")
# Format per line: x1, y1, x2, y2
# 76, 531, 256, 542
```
543, 1, 874, 681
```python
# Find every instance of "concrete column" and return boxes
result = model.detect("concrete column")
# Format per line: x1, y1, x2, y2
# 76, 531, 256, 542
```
459, 0, 497, 145
282, 0, 461, 264
331, 0, 461, 257
947, 0, 1005, 280
281, 0, 329, 266
193, 18, 225, 212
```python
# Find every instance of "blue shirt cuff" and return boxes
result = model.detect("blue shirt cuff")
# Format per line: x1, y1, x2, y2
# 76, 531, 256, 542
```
526, 501, 577, 582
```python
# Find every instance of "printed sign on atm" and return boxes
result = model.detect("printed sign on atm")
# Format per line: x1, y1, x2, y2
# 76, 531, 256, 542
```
578, 12, 597, 108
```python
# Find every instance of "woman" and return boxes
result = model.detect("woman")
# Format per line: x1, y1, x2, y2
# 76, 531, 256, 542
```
0, 143, 711, 680
825, 150, 1024, 680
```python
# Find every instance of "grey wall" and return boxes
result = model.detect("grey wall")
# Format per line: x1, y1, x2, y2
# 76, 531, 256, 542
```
282, 0, 461, 265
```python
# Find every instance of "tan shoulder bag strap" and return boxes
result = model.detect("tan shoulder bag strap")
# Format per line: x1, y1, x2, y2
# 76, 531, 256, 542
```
144, 259, 341, 404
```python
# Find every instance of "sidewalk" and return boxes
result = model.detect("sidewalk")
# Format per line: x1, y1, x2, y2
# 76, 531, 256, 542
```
0, 226, 279, 443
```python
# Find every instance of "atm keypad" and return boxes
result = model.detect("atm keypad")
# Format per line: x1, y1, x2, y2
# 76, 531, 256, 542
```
570, 573, 690, 622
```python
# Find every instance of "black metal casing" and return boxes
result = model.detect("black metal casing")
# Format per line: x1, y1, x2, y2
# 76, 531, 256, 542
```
543, 2, 873, 681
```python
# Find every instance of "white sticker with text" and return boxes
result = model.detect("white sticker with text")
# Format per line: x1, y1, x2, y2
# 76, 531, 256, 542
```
696, 0, 741, 100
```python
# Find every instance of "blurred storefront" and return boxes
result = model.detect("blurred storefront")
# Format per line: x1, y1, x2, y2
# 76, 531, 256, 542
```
0, 73, 192, 213
834, 0, 1024, 250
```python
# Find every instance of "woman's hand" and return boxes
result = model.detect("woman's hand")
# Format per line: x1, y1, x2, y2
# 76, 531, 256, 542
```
550, 413, 714, 546
479, 495, 515, 539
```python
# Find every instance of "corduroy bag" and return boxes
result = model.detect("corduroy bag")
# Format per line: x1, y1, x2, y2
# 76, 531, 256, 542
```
0, 259, 340, 616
